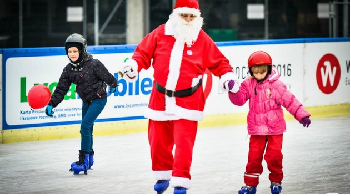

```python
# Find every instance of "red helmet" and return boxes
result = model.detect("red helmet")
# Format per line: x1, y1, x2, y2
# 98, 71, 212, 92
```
248, 51, 272, 68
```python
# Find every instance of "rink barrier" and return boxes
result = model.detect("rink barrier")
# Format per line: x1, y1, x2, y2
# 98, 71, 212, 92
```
1, 103, 349, 144
0, 37, 349, 144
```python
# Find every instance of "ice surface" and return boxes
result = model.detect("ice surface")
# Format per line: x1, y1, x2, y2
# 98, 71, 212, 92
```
0, 116, 349, 194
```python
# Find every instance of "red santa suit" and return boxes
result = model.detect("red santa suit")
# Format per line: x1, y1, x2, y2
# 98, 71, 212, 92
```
122, 0, 239, 190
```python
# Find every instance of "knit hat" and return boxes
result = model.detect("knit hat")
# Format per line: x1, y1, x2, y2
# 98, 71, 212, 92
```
173, 0, 201, 17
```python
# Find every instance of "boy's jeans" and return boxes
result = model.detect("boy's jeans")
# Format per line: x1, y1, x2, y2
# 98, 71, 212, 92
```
80, 98, 107, 152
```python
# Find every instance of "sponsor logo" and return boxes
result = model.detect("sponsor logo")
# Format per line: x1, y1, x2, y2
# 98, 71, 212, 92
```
316, 53, 341, 94
20, 74, 154, 103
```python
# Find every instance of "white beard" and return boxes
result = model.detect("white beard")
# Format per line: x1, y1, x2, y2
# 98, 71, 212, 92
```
169, 13, 203, 47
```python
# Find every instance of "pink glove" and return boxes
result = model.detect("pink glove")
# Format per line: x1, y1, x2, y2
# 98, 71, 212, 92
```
299, 116, 311, 128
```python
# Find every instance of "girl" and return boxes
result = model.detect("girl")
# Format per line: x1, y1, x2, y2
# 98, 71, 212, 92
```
226, 51, 311, 194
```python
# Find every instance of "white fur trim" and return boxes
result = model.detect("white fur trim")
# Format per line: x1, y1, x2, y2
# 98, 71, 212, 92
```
122, 59, 138, 82
165, 97, 177, 115
153, 170, 172, 180
166, 40, 184, 90
268, 67, 279, 81
145, 108, 181, 121
173, 8, 201, 17
165, 40, 184, 115
170, 176, 192, 189
145, 106, 204, 121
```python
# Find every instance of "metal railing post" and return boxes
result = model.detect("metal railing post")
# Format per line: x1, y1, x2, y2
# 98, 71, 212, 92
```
94, 0, 99, 45
264, 0, 269, 39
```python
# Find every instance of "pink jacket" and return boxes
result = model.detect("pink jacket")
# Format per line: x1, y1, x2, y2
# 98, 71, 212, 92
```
228, 67, 310, 135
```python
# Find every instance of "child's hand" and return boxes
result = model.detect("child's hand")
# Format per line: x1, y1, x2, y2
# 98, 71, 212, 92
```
223, 80, 238, 93
45, 105, 54, 117
299, 116, 311, 127
109, 86, 117, 94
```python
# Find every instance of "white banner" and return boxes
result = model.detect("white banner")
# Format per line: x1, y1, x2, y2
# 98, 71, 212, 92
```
2, 38, 349, 129
207, 43, 305, 115
6, 53, 154, 128
304, 42, 350, 106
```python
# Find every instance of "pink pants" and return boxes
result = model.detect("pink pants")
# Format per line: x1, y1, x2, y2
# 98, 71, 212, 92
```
148, 119, 198, 179
244, 135, 283, 187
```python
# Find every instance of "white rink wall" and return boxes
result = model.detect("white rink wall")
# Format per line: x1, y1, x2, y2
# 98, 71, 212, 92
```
0, 38, 349, 143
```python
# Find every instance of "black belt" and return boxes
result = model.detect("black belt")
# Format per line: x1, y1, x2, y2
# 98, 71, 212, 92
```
155, 78, 202, 98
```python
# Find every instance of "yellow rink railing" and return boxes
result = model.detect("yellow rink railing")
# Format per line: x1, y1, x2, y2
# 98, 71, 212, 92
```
0, 103, 349, 144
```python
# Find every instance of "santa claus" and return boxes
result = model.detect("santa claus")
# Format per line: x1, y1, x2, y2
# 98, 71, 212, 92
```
121, 0, 239, 194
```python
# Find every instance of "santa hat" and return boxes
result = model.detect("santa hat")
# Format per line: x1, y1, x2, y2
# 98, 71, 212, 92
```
173, 0, 201, 17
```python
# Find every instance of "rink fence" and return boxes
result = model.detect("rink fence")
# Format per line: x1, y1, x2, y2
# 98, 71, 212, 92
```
0, 37, 349, 143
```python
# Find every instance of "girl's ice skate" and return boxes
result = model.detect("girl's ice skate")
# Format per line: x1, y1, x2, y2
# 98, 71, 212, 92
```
238, 185, 257, 194
270, 182, 282, 194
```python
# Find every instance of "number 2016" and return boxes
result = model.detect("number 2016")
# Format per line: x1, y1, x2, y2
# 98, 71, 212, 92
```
274, 64, 291, 76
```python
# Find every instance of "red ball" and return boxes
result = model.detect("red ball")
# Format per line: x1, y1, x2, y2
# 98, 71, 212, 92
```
28, 84, 51, 109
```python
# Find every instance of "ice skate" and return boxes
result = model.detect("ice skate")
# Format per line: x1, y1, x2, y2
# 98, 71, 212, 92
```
71, 150, 89, 175
154, 180, 169, 194
69, 151, 93, 171
69, 150, 94, 171
238, 185, 257, 194
88, 151, 94, 169
69, 161, 77, 172
174, 187, 186, 194
270, 182, 282, 194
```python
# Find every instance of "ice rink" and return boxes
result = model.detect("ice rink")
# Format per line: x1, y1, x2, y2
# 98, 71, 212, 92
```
0, 116, 349, 194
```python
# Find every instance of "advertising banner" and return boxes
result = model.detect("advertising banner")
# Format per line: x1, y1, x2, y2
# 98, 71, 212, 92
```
1, 38, 349, 130
207, 42, 305, 115
4, 49, 153, 130
304, 42, 350, 106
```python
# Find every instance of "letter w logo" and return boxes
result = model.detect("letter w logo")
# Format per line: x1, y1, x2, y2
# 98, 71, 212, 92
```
316, 53, 341, 94
320, 61, 337, 87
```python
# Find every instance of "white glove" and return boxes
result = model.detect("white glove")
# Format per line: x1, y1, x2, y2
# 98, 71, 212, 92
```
119, 59, 138, 82
223, 79, 239, 93
219, 72, 239, 93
